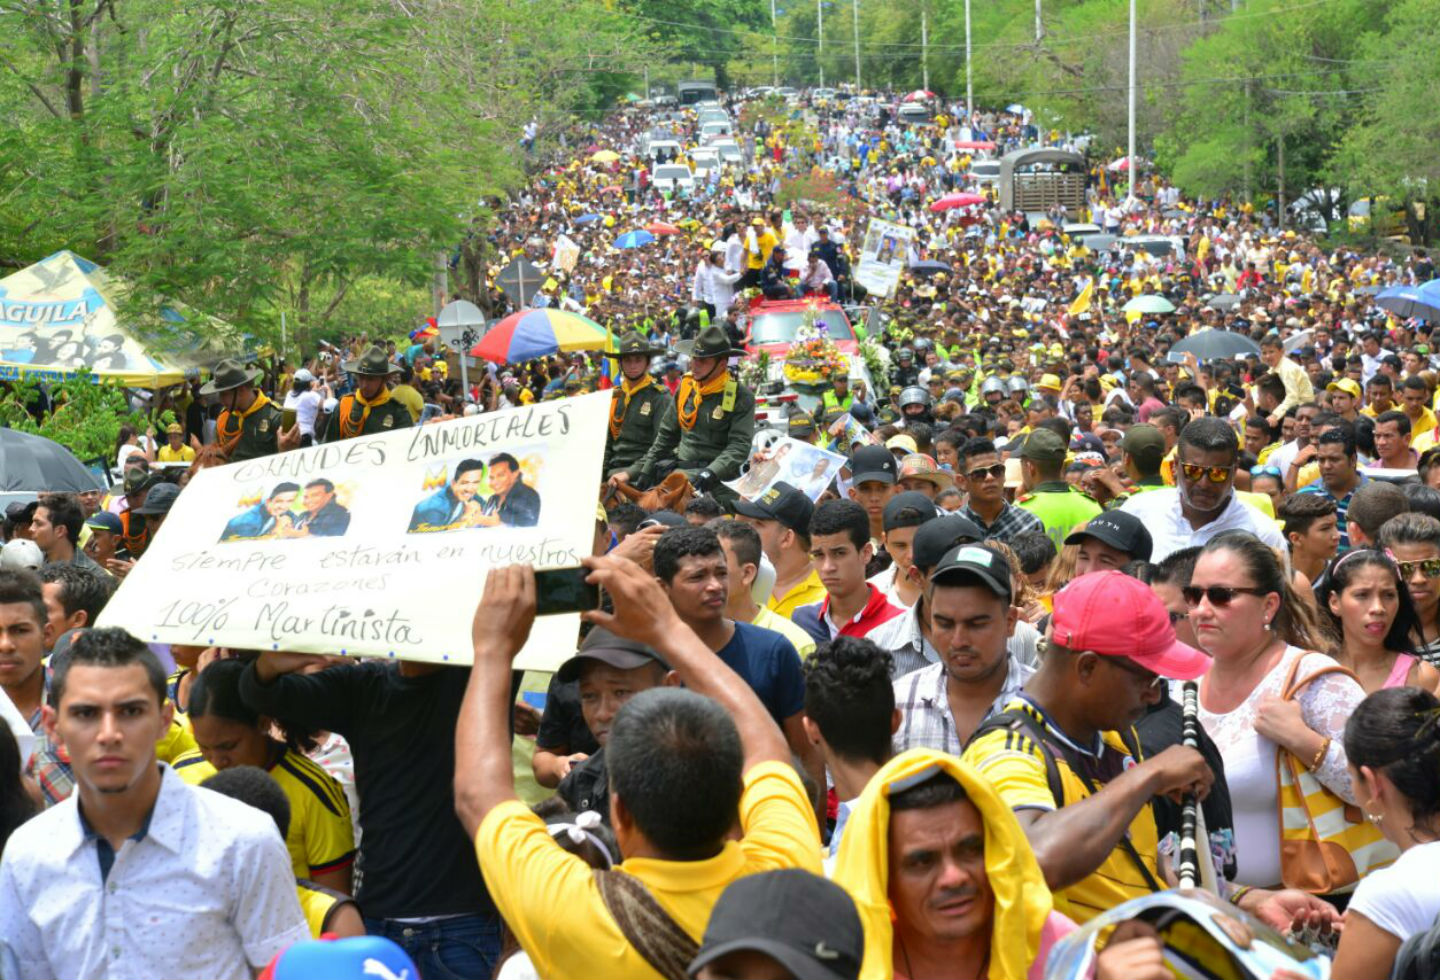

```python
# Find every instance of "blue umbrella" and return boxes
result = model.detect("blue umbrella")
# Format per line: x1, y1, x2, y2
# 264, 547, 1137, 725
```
614, 229, 656, 249
1376, 283, 1440, 321
574, 213, 602, 224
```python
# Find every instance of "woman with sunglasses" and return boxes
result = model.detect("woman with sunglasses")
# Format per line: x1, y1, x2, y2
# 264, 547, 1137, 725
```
1330, 687, 1440, 980
1190, 532, 1367, 891
1378, 513, 1440, 666
1319, 549, 1440, 694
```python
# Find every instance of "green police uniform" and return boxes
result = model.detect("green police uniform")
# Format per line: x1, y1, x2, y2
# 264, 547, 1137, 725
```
1013, 429, 1102, 550
323, 346, 414, 443
627, 326, 755, 500
203, 358, 283, 464
604, 332, 672, 477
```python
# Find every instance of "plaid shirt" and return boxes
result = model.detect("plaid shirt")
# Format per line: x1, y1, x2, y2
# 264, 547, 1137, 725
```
892, 655, 1034, 757
959, 500, 1046, 544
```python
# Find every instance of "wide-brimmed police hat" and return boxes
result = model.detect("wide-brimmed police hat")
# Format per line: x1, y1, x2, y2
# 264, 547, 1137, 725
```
343, 345, 399, 377
608, 330, 668, 359
199, 358, 263, 395
674, 324, 744, 359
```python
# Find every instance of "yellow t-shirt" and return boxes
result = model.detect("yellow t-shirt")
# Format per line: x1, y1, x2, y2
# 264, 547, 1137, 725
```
390, 384, 425, 423
751, 605, 816, 659
766, 568, 828, 620
296, 879, 356, 938
961, 697, 1159, 923
475, 761, 821, 980
157, 444, 196, 463
174, 747, 356, 880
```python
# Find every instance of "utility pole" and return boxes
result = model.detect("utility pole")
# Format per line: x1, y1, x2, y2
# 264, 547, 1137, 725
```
771, 0, 779, 87
1126, 0, 1136, 201
817, 0, 824, 87
853, 0, 861, 88
921, 5, 929, 93
965, 0, 973, 124
1036, 0, 1043, 42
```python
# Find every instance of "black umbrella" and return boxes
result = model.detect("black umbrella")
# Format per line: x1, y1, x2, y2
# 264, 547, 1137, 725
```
496, 259, 544, 309
1169, 329, 1261, 361
1205, 293, 1241, 311
0, 429, 107, 502
908, 259, 952, 277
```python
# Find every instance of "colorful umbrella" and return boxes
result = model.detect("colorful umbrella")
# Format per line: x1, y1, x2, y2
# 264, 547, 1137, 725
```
952, 140, 996, 151
903, 89, 935, 102
590, 149, 621, 163
469, 309, 609, 364
614, 229, 656, 249
646, 221, 682, 236
930, 192, 986, 212
601, 185, 624, 194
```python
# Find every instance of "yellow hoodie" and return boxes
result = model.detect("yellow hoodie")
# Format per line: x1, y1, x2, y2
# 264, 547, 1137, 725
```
832, 749, 1054, 980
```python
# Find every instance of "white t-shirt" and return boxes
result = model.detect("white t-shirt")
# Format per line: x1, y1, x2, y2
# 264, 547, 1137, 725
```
283, 390, 324, 437
1348, 840, 1440, 940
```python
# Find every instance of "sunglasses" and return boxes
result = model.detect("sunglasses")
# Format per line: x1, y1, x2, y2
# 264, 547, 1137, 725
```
966, 463, 1006, 481
1181, 462, 1235, 484
1104, 655, 1166, 691
1182, 584, 1269, 607
1250, 465, 1282, 478
1396, 558, 1440, 580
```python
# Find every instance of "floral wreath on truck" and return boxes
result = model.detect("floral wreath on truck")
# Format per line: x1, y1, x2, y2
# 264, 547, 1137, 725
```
782, 310, 849, 386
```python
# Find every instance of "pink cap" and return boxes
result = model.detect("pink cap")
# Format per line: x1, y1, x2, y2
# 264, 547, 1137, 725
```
1051, 570, 1209, 681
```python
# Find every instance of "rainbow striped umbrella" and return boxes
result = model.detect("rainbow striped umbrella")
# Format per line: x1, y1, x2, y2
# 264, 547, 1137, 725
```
469, 308, 609, 364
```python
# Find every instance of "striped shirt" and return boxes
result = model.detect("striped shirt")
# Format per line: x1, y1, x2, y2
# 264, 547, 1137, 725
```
1298, 471, 1367, 551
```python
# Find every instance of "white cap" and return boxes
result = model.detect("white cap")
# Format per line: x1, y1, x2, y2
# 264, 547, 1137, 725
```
322, 398, 339, 413
293, 368, 315, 383
1, 539, 43, 572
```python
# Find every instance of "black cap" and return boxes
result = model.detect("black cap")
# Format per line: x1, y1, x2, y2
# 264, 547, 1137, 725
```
849, 445, 898, 485
556, 625, 670, 684
637, 510, 686, 530
4, 500, 36, 523
788, 412, 817, 437
930, 543, 1013, 600
133, 482, 180, 516
882, 491, 938, 532
1064, 511, 1154, 562
688, 870, 863, 980
911, 514, 986, 574
733, 482, 815, 535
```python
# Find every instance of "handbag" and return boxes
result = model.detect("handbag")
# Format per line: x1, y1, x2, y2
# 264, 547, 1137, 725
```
1274, 656, 1398, 894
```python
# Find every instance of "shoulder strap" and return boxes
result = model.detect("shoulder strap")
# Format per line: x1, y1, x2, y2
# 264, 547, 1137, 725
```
593, 869, 698, 980
967, 708, 1065, 809
1280, 653, 1359, 702
1062, 732, 1165, 895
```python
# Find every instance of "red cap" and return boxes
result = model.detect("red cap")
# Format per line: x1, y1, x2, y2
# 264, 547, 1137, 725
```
1051, 570, 1209, 681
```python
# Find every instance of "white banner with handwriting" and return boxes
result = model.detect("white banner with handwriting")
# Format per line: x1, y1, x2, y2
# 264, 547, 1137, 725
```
99, 392, 611, 670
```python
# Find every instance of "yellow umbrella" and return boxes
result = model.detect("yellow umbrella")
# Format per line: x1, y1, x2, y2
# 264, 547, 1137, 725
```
590, 150, 620, 163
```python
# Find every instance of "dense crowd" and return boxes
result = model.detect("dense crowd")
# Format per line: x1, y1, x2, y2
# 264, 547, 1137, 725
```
5, 86, 1440, 980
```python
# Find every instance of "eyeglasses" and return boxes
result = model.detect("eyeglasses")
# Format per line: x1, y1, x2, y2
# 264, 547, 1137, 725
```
1181, 584, 1270, 607
1396, 558, 1440, 580
966, 463, 1006, 481
1103, 655, 1166, 691
1250, 465, 1282, 478
1180, 462, 1236, 484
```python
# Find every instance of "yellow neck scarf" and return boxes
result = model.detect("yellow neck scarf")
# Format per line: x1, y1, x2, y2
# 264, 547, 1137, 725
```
832, 749, 1053, 980
675, 368, 730, 431
340, 386, 392, 440
609, 374, 654, 439
216, 391, 271, 457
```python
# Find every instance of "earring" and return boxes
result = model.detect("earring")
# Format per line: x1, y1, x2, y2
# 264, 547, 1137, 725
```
1263, 620, 1273, 631
1366, 811, 1385, 825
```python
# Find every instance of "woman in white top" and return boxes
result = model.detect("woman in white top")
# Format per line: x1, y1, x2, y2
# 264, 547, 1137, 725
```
1332, 687, 1440, 979
1189, 532, 1367, 889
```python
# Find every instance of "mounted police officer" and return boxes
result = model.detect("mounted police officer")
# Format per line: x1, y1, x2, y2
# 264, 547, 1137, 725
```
604, 331, 671, 477
609, 323, 755, 502
322, 346, 414, 443
205, 358, 300, 463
